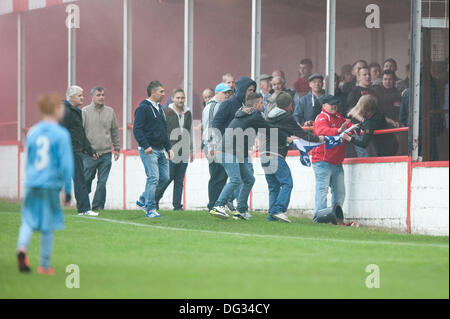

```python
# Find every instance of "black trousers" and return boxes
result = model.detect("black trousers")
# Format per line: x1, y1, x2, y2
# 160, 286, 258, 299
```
207, 161, 228, 210
73, 151, 91, 213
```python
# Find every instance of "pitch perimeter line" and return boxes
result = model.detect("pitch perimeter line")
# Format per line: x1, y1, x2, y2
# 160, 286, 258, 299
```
73, 215, 449, 249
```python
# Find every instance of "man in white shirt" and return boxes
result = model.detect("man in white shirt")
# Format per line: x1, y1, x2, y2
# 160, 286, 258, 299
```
201, 83, 233, 210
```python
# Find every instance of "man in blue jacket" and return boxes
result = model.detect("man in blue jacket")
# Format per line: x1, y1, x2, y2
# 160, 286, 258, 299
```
133, 81, 174, 218
293, 73, 325, 126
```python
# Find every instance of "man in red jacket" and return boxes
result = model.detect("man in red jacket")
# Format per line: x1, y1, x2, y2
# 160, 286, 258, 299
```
311, 95, 350, 223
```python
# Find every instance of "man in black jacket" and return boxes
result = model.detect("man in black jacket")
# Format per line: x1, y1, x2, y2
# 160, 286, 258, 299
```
263, 92, 323, 223
211, 76, 256, 214
61, 85, 99, 216
210, 92, 290, 221
212, 76, 256, 138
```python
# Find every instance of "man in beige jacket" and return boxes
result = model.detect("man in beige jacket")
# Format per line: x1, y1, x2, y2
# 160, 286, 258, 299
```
82, 87, 120, 212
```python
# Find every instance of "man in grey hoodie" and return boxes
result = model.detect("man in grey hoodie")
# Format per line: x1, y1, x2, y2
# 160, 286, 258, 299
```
263, 92, 323, 222
210, 92, 293, 221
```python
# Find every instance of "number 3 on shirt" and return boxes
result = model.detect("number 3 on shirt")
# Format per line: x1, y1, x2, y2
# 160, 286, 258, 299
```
35, 136, 50, 170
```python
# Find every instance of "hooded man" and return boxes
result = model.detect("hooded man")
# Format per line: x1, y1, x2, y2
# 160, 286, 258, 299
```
211, 76, 257, 138
210, 76, 257, 214
209, 92, 289, 221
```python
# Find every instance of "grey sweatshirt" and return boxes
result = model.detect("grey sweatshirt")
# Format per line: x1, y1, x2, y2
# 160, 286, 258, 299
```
82, 103, 120, 155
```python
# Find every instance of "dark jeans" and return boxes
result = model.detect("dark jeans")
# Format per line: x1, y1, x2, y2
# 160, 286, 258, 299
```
155, 161, 188, 210
83, 152, 112, 210
73, 151, 91, 213
207, 161, 228, 210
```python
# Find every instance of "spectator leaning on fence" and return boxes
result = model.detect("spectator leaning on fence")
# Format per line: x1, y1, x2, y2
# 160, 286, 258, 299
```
372, 69, 402, 123
134, 81, 174, 218
342, 94, 399, 156
155, 88, 193, 211
82, 86, 120, 213
346, 66, 377, 158
61, 85, 99, 217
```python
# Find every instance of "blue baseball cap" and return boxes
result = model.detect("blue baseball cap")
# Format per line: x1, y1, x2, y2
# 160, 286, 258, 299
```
215, 83, 233, 93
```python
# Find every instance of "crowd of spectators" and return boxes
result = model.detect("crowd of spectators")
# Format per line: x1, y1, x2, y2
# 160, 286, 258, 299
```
60, 55, 448, 218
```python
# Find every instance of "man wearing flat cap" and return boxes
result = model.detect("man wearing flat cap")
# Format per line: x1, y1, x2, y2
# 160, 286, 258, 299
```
259, 74, 273, 114
293, 73, 325, 127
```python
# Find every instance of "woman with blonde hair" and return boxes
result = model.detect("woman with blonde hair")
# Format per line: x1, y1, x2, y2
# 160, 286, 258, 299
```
342, 94, 398, 156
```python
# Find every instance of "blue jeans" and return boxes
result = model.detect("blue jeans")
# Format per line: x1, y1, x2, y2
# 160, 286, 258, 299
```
262, 156, 293, 215
83, 152, 112, 210
215, 153, 255, 213
138, 148, 169, 212
312, 161, 345, 223
155, 161, 188, 210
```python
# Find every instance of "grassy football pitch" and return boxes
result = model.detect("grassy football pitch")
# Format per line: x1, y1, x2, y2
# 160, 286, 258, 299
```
0, 200, 448, 299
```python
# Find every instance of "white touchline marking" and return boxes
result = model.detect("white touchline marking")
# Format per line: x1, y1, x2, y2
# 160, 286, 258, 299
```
72, 215, 449, 249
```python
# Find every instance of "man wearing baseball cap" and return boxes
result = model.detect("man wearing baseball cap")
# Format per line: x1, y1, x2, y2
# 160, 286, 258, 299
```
201, 83, 233, 211
310, 94, 350, 223
293, 73, 325, 126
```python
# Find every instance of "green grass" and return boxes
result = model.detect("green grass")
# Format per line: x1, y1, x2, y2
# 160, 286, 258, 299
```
0, 200, 448, 299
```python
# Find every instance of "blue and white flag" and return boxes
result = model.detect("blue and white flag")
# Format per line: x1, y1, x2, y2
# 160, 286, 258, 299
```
324, 124, 360, 149
293, 124, 360, 167
292, 139, 323, 167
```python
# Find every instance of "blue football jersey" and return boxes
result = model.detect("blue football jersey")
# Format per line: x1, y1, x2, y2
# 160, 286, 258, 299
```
25, 121, 74, 193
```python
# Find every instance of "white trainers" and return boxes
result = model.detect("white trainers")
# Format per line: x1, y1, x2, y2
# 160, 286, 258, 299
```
209, 206, 229, 219
78, 210, 99, 216
273, 212, 291, 223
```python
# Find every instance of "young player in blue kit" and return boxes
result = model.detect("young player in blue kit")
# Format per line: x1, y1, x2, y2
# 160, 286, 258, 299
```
16, 93, 74, 275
